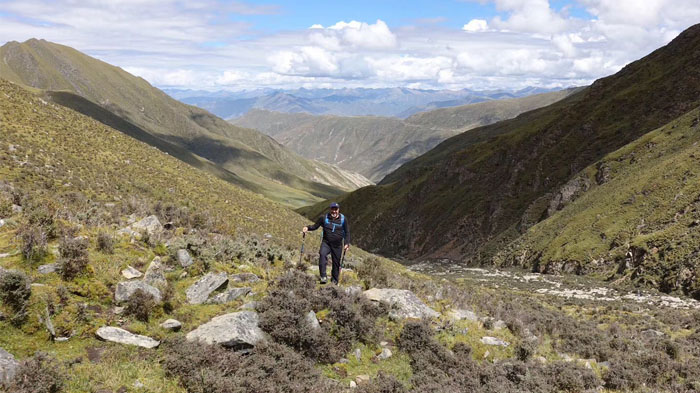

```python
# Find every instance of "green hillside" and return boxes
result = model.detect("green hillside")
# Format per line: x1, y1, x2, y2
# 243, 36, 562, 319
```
233, 89, 575, 182
300, 23, 700, 277
493, 106, 700, 298
0, 39, 371, 207
2, 74, 700, 393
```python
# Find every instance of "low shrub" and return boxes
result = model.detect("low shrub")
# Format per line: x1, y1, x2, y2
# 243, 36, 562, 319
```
96, 232, 114, 254
356, 371, 408, 393
0, 270, 31, 326
18, 224, 47, 262
356, 257, 390, 289
58, 236, 90, 280
7, 352, 64, 393
124, 289, 155, 322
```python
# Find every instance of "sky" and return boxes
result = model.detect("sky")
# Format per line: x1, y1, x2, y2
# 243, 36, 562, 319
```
0, 0, 698, 91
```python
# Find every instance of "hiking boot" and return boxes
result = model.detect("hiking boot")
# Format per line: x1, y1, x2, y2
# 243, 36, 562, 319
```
320, 276, 328, 284
331, 279, 338, 285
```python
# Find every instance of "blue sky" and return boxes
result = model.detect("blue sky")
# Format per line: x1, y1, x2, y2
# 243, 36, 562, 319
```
0, 0, 698, 90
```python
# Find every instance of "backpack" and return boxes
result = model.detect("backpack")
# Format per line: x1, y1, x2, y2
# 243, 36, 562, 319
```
323, 213, 345, 234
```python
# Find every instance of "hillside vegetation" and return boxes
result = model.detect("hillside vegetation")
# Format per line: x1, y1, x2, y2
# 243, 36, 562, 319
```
1, 76, 700, 393
0, 39, 371, 207
233, 89, 575, 182
300, 23, 700, 296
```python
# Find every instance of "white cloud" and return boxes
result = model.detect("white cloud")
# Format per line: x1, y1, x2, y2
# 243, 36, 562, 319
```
463, 19, 489, 32
312, 19, 397, 50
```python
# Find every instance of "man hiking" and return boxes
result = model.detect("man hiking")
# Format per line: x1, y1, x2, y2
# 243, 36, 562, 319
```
302, 202, 350, 285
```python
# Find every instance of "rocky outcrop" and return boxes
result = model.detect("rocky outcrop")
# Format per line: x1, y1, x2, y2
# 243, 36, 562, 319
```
547, 176, 591, 217
363, 288, 438, 319
230, 273, 260, 283
114, 280, 162, 303
143, 257, 167, 288
118, 215, 162, 238
0, 348, 18, 387
186, 311, 266, 350
206, 287, 251, 304
95, 327, 160, 348
176, 249, 193, 268
186, 272, 228, 304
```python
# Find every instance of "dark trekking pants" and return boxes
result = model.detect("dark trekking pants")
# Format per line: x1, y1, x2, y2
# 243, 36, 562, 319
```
319, 241, 342, 284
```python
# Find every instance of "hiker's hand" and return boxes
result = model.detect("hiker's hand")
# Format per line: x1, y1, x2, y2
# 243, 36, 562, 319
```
344, 244, 350, 251
302, 226, 308, 233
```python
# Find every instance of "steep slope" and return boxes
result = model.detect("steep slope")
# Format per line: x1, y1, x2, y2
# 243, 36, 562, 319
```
233, 89, 575, 182
492, 106, 700, 298
0, 39, 371, 206
300, 23, 700, 265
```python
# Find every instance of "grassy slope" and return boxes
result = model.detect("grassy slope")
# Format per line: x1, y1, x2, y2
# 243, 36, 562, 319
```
233, 89, 575, 182
0, 39, 370, 206
300, 23, 700, 269
492, 106, 700, 297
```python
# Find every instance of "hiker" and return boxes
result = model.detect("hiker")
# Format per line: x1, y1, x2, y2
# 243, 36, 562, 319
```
302, 202, 350, 285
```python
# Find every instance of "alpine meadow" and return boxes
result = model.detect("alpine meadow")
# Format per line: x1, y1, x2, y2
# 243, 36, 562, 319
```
1, 3, 700, 393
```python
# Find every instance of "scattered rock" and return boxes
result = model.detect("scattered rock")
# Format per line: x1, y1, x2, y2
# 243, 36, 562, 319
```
95, 327, 160, 349
350, 381, 357, 388
133, 380, 144, 389
239, 301, 258, 310
130, 215, 162, 236
121, 266, 142, 279
378, 348, 392, 360
38, 263, 58, 274
186, 272, 228, 304
448, 308, 479, 322
535, 356, 547, 364
355, 375, 370, 385
186, 311, 266, 351
0, 219, 5, 228
11, 204, 21, 214
160, 319, 182, 331
264, 233, 273, 239
344, 286, 362, 296
339, 358, 349, 364
0, 348, 18, 387
493, 320, 507, 330
114, 281, 162, 303
176, 249, 193, 268
363, 288, 439, 320
143, 257, 167, 288
230, 273, 260, 283
354, 348, 362, 361
207, 287, 252, 304
380, 341, 389, 347
305, 310, 320, 331
113, 306, 125, 315
480, 336, 509, 347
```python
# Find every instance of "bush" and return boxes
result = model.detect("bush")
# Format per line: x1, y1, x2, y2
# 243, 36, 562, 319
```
96, 232, 114, 254
7, 352, 64, 393
0, 270, 31, 326
163, 338, 332, 393
515, 340, 536, 362
124, 289, 155, 322
357, 371, 408, 393
18, 224, 47, 262
58, 236, 90, 280
356, 257, 390, 289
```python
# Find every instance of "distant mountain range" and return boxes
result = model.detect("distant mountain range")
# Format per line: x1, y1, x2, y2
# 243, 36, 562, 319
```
0, 39, 371, 207
166, 86, 563, 119
233, 89, 577, 182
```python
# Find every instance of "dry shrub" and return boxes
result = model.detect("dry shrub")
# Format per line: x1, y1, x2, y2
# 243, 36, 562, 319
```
7, 352, 64, 393
124, 289, 155, 322
356, 371, 408, 393
96, 231, 114, 254
58, 236, 89, 280
0, 270, 31, 326
18, 224, 47, 262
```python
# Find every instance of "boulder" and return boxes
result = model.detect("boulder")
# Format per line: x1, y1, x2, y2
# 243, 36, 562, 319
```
305, 310, 321, 331
115, 281, 162, 303
95, 327, 160, 349
186, 272, 228, 304
160, 319, 182, 331
186, 311, 266, 350
0, 348, 18, 387
448, 309, 479, 322
143, 257, 167, 288
480, 336, 509, 347
230, 273, 260, 283
121, 266, 142, 279
363, 288, 439, 319
37, 263, 58, 274
176, 249, 194, 268
378, 348, 392, 360
206, 287, 252, 304
130, 215, 162, 236
344, 286, 362, 296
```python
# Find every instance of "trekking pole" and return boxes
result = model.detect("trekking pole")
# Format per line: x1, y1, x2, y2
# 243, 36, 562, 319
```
340, 244, 346, 269
299, 232, 306, 265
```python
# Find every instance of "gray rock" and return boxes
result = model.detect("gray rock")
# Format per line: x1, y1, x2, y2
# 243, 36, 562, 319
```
115, 281, 162, 303
186, 272, 228, 304
378, 348, 392, 360
448, 309, 479, 322
131, 215, 162, 236
143, 257, 167, 288
95, 327, 160, 349
344, 286, 362, 296
339, 358, 349, 364
355, 375, 370, 385
480, 336, 510, 347
493, 320, 507, 330
354, 348, 362, 361
176, 249, 193, 268
207, 287, 252, 304
230, 273, 260, 283
0, 219, 5, 228
306, 310, 320, 330
363, 288, 439, 320
121, 266, 142, 279
186, 311, 266, 350
160, 319, 182, 331
350, 381, 357, 388
535, 356, 547, 364
239, 301, 258, 310
38, 263, 58, 274
0, 348, 18, 387
133, 380, 145, 389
